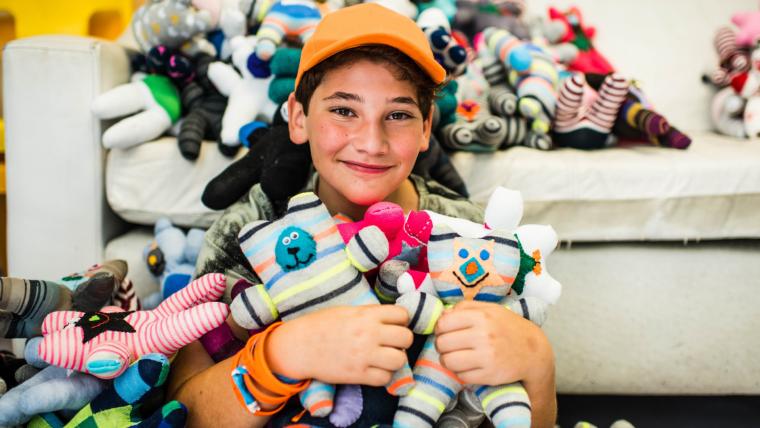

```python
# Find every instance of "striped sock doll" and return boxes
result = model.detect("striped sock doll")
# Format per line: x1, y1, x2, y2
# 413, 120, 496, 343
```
440, 59, 510, 152
230, 192, 416, 420
704, 26, 750, 87
478, 53, 536, 149
483, 27, 560, 150
27, 354, 187, 428
553, 72, 630, 150
35, 273, 229, 380
254, 0, 322, 63
391, 222, 553, 428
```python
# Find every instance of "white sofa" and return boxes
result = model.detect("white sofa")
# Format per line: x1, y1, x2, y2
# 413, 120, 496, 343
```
4, 0, 760, 395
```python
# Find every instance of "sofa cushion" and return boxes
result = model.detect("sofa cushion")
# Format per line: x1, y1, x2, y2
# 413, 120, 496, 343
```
106, 137, 244, 228
450, 132, 760, 241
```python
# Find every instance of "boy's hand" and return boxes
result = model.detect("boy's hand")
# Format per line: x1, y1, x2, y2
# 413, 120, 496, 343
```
266, 305, 414, 386
434, 300, 552, 387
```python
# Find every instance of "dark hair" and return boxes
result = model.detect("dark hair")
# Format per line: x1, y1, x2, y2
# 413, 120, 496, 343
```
294, 45, 440, 119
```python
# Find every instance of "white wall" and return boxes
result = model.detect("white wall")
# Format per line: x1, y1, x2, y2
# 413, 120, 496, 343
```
524, 0, 758, 131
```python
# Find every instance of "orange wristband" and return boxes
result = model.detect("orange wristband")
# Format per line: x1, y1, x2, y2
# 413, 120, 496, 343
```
230, 322, 311, 415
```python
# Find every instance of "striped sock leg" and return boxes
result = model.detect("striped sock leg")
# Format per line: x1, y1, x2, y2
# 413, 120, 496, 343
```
659, 127, 692, 149
0, 278, 71, 338
387, 361, 415, 396
586, 73, 629, 132
394, 337, 463, 428
554, 74, 585, 131
625, 102, 670, 139
473, 382, 531, 428
299, 380, 336, 417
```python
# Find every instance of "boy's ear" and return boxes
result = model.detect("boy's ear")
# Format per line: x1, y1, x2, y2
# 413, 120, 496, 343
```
288, 92, 308, 145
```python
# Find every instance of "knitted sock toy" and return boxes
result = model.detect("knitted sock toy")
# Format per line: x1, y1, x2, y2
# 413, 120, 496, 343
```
391, 222, 552, 428
483, 27, 560, 150
440, 60, 509, 152
553, 73, 630, 150
92, 73, 181, 149
27, 354, 187, 428
230, 192, 416, 419
0, 364, 105, 426
584, 73, 692, 149
0, 278, 75, 338
711, 86, 748, 138
0, 350, 30, 396
60, 259, 140, 312
143, 217, 207, 309
254, 0, 322, 63
268, 47, 301, 105
36, 273, 229, 379
179, 53, 230, 160
413, 135, 469, 197
201, 121, 312, 211
131, 0, 214, 56
208, 35, 277, 149
704, 26, 750, 87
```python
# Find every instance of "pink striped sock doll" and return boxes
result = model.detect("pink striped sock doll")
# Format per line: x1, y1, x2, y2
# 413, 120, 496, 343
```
703, 26, 750, 88
553, 72, 630, 150
35, 273, 229, 380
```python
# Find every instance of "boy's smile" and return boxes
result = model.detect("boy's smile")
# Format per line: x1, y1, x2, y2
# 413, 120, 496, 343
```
288, 59, 432, 216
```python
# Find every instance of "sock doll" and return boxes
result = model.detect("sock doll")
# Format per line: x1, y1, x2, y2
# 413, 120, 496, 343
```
483, 27, 560, 149
208, 35, 278, 150
0, 270, 117, 338
143, 218, 206, 309
553, 72, 630, 150
35, 274, 229, 379
230, 192, 418, 422
711, 86, 748, 138
596, 77, 692, 149
27, 354, 187, 428
131, 0, 215, 57
704, 26, 750, 88
252, 0, 322, 65
179, 52, 232, 159
543, 6, 615, 75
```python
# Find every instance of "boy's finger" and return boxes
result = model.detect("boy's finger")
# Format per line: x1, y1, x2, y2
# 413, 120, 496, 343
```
453, 300, 490, 311
364, 367, 394, 387
372, 304, 410, 325
435, 329, 475, 354
434, 309, 476, 335
377, 325, 414, 349
440, 349, 481, 373
369, 347, 408, 372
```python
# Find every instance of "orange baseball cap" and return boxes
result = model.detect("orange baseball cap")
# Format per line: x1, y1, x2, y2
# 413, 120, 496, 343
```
294, 3, 447, 89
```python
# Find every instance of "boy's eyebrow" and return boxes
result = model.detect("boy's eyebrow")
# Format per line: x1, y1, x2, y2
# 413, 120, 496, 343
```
322, 92, 419, 107
388, 96, 419, 107
323, 91, 363, 103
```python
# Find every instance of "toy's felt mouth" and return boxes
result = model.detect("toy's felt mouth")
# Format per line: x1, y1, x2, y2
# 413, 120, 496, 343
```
453, 270, 489, 288
285, 253, 315, 270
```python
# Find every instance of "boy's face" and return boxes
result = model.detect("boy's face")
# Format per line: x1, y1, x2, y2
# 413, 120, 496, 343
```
288, 59, 432, 206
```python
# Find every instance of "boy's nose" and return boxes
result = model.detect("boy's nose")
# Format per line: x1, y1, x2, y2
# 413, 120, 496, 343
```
353, 120, 388, 155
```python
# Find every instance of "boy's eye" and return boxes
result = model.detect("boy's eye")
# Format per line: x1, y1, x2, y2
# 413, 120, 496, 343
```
331, 107, 355, 117
388, 111, 412, 120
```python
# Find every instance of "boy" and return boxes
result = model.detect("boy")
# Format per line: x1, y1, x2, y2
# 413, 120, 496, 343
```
168, 4, 556, 427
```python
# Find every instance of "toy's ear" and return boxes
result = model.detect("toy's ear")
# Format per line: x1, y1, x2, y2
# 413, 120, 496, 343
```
285, 192, 322, 214
427, 223, 458, 273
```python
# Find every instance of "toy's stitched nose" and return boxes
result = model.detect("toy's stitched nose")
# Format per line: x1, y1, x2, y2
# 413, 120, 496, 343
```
287, 247, 300, 255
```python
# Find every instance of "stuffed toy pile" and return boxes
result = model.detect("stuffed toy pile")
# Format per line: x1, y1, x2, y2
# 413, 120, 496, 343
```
705, 5, 760, 138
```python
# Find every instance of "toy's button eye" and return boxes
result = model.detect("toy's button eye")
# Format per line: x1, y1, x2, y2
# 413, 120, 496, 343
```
290, 231, 299, 240
480, 249, 490, 260
282, 237, 291, 246
458, 249, 469, 258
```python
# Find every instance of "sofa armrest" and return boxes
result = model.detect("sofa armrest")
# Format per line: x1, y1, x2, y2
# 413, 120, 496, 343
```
4, 36, 131, 279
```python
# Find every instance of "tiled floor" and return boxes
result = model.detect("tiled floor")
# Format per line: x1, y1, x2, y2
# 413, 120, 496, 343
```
556, 394, 760, 428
